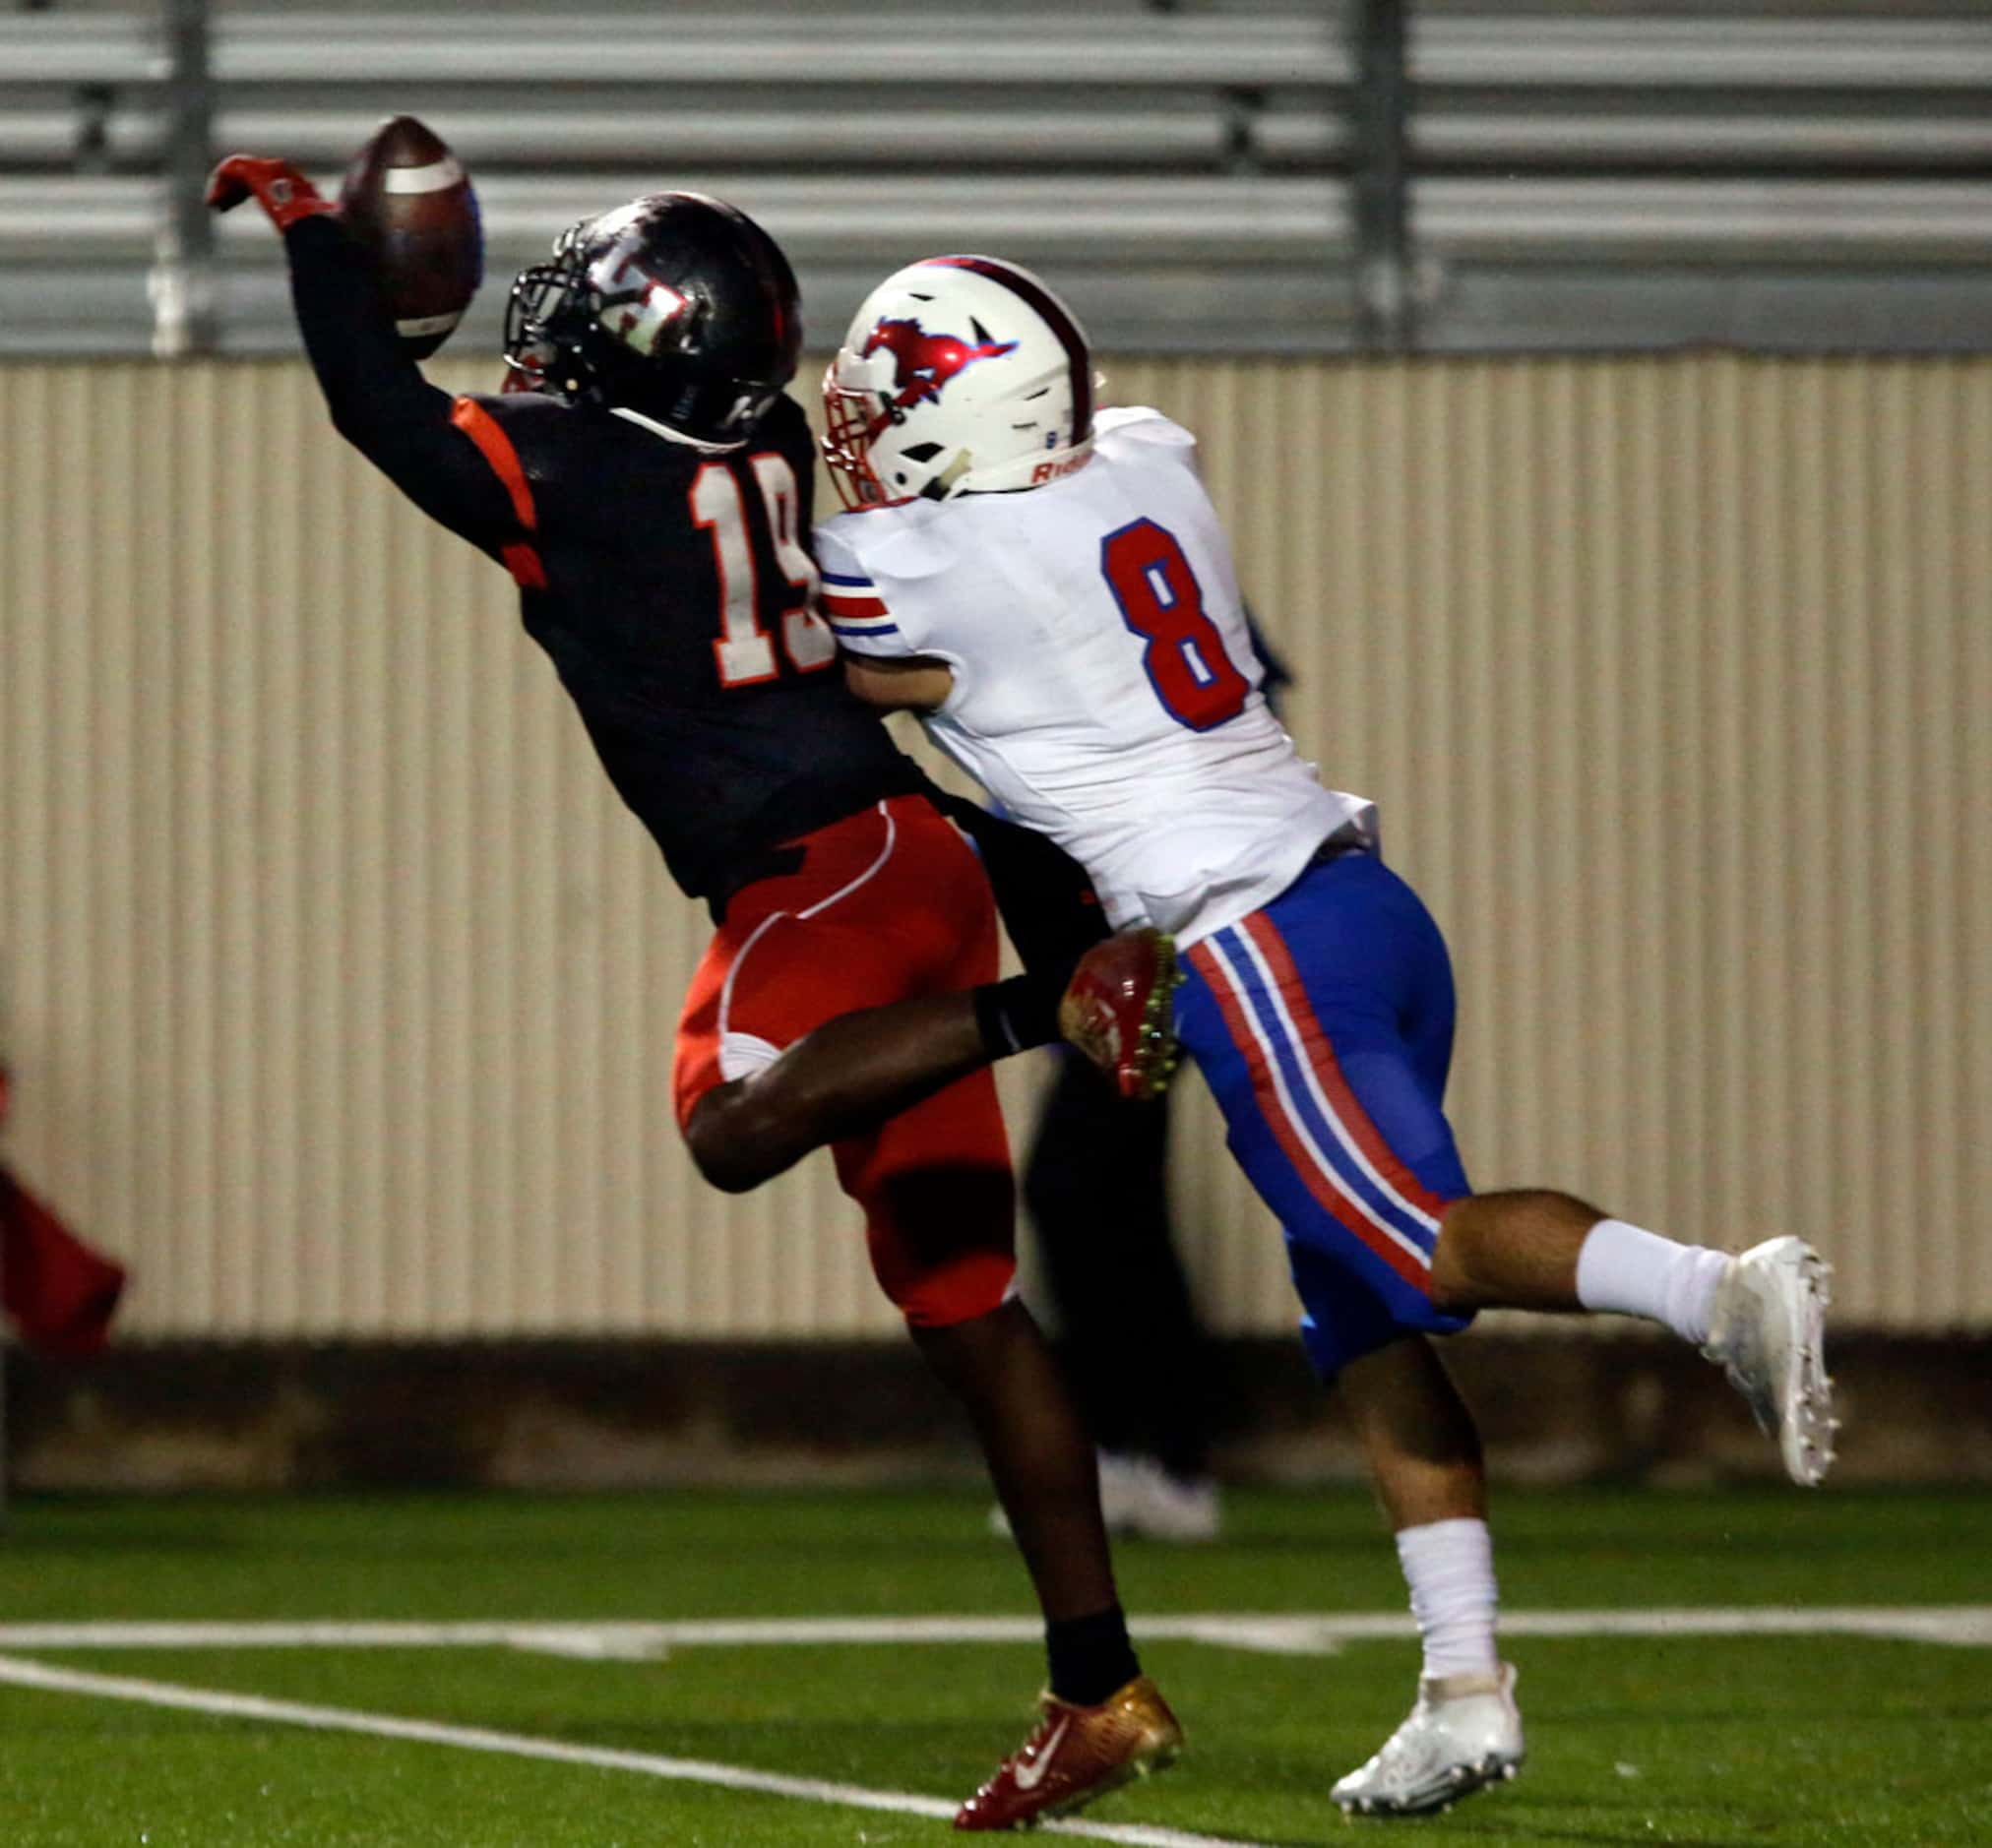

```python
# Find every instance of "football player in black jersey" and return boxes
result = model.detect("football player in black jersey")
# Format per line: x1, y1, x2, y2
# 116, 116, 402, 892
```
210, 154, 1182, 1827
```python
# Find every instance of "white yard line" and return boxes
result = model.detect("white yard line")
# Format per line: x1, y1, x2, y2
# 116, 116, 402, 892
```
0, 1607, 1987, 1656
0, 1653, 1262, 1848
2, 1611, 1984, 1845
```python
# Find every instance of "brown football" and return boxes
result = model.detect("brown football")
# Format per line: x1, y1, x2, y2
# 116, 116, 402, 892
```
338, 115, 482, 360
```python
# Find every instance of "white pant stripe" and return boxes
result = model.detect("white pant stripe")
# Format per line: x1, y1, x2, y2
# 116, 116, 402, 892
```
1225, 923, 1444, 1243
719, 802, 899, 1048
1206, 932, 1430, 1270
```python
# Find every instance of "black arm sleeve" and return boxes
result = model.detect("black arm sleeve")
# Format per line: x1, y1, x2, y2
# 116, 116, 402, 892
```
281, 215, 517, 554
933, 793, 1111, 976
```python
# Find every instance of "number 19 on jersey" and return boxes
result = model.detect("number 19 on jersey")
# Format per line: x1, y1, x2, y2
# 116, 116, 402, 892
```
691, 454, 836, 689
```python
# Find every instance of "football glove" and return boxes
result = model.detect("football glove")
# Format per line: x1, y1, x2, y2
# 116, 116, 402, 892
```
205, 155, 337, 233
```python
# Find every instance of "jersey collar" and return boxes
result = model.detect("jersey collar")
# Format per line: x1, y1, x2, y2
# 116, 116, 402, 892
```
607, 404, 746, 455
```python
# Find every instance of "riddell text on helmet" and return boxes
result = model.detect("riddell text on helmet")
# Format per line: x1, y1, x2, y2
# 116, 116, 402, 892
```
1031, 453, 1090, 485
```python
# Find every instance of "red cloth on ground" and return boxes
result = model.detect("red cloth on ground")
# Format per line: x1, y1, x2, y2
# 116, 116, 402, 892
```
0, 1166, 127, 1357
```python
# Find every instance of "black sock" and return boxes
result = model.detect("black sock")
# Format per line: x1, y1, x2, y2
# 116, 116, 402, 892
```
1045, 1604, 1141, 1706
971, 970, 1066, 1062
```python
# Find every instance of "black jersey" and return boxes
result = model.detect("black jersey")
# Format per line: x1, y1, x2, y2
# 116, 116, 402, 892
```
282, 215, 924, 907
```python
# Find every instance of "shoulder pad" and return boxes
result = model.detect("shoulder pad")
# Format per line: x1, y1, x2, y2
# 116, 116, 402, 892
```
813, 510, 868, 581
870, 521, 957, 583
458, 388, 574, 459
825, 500, 959, 584
1095, 405, 1197, 452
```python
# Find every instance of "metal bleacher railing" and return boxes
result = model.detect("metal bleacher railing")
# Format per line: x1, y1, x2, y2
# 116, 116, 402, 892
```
2, 3, 1990, 357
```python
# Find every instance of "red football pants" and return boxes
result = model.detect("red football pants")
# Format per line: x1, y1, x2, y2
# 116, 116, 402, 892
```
674, 795, 1015, 1326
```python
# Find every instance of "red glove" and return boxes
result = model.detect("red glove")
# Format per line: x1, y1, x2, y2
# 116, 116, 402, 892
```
205, 155, 338, 233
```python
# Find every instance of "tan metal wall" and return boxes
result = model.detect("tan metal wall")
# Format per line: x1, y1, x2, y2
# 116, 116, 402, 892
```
2, 353, 1985, 1338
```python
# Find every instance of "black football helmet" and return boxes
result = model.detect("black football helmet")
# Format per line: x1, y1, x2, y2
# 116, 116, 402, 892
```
502, 192, 801, 448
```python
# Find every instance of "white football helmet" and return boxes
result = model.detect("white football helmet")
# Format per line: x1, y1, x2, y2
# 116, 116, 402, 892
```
822, 254, 1095, 509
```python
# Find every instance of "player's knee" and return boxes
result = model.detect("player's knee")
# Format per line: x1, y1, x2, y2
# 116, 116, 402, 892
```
875, 1230, 1017, 1341
685, 1130, 758, 1194
1427, 1196, 1484, 1312
683, 1087, 778, 1194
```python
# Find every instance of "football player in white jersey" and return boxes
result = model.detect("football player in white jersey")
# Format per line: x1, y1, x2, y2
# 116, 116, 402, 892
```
815, 253, 1839, 1819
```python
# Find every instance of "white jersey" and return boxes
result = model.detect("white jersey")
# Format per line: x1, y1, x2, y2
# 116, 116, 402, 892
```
816, 407, 1371, 948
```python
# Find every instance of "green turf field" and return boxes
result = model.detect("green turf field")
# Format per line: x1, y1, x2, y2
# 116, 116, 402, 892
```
0, 1487, 1987, 1846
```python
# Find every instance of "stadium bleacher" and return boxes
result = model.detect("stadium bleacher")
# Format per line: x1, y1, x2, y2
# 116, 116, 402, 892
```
2, 3, 1989, 354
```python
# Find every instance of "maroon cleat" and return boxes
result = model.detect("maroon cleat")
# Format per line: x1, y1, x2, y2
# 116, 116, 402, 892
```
955, 1675, 1184, 1831
1058, 928, 1181, 1101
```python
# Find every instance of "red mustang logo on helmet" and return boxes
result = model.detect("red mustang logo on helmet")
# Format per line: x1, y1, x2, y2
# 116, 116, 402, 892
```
861, 316, 1017, 414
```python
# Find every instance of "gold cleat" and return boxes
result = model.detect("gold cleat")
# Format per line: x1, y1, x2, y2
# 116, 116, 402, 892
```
1057, 928, 1181, 1101
955, 1675, 1184, 1831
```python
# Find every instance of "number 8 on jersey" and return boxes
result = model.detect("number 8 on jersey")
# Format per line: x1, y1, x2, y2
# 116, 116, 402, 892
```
1101, 517, 1250, 732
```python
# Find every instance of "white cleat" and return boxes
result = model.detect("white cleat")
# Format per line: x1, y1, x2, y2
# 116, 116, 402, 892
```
1702, 1235, 1837, 1487
1097, 1451, 1223, 1544
1332, 1663, 1525, 1818
991, 1451, 1221, 1545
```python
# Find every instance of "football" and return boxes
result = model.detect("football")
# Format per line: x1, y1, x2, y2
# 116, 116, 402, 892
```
338, 114, 482, 360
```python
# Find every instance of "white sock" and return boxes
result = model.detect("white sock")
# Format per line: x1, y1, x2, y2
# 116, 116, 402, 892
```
1575, 1217, 1731, 1346
1396, 1517, 1499, 1681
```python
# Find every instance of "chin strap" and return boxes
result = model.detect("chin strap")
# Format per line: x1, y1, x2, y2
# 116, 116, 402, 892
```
605, 403, 747, 454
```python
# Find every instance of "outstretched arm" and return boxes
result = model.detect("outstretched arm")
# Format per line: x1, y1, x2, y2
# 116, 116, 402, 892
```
207, 154, 515, 554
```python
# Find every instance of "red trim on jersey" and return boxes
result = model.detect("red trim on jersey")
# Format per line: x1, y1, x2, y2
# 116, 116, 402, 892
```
1239, 913, 1457, 1224
450, 398, 538, 533
500, 542, 548, 589
1188, 939, 1430, 1292
822, 590, 892, 621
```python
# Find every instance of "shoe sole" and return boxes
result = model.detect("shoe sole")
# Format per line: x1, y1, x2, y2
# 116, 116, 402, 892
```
1768, 1239, 1837, 1487
1063, 935, 1183, 1101
1037, 1736, 1183, 1822
1129, 934, 1182, 1102
1334, 1749, 1524, 1818
1115, 932, 1171, 1107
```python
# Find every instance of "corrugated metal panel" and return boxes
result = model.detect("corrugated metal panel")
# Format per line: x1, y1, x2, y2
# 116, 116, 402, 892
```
1109, 352, 1991, 1335
0, 356, 901, 1339
1, 353, 1984, 1338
